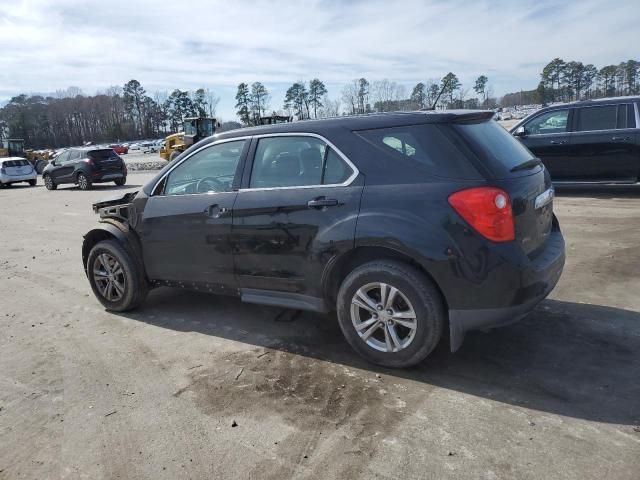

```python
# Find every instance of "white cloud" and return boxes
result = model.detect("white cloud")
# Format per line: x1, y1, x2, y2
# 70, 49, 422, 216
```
0, 0, 638, 118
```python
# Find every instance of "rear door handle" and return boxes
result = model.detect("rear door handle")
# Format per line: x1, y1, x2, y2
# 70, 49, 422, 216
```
612, 136, 631, 142
550, 140, 567, 145
205, 204, 229, 218
307, 197, 338, 208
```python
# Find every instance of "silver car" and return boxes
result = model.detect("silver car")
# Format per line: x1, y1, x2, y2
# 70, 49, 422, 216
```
0, 157, 37, 187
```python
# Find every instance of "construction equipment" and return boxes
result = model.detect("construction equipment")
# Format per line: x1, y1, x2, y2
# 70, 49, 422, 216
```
0, 139, 52, 173
159, 117, 219, 161
259, 115, 292, 125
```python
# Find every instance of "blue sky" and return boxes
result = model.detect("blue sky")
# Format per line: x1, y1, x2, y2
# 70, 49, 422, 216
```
0, 0, 638, 120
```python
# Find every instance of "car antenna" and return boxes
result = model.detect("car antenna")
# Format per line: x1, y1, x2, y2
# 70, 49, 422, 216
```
421, 83, 448, 111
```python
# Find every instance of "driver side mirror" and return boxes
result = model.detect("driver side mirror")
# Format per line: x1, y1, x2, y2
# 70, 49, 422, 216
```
513, 126, 527, 137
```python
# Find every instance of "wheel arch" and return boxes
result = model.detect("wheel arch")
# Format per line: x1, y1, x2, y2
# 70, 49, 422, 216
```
82, 222, 146, 280
321, 245, 450, 312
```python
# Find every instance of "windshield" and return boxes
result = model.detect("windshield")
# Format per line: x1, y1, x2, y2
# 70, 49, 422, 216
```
453, 121, 537, 177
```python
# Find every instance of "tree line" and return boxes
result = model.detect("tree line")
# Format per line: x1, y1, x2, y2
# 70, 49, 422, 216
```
3, 57, 638, 148
501, 58, 639, 107
234, 73, 496, 126
0, 80, 222, 149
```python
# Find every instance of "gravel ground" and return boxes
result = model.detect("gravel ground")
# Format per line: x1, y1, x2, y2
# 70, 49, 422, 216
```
123, 151, 167, 171
0, 174, 639, 479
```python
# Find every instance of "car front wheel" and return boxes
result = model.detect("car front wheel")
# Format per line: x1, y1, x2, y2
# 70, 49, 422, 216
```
87, 240, 148, 311
43, 175, 56, 190
336, 260, 444, 368
114, 177, 126, 186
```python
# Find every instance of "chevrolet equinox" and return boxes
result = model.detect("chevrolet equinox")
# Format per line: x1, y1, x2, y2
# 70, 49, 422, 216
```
82, 111, 565, 367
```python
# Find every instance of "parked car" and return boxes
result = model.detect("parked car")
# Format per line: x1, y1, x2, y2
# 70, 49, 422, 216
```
0, 157, 37, 187
42, 147, 127, 191
129, 143, 141, 151
511, 96, 640, 183
109, 144, 129, 155
140, 142, 159, 154
82, 111, 565, 367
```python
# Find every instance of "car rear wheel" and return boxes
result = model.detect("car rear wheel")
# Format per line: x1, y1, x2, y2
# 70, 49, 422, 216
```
114, 177, 126, 186
77, 173, 91, 190
43, 175, 56, 190
87, 240, 148, 311
336, 260, 444, 368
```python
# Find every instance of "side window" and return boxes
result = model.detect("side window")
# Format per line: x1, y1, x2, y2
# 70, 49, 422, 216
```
163, 140, 246, 196
524, 110, 569, 135
57, 151, 71, 163
68, 150, 82, 162
577, 105, 617, 132
323, 149, 353, 184
249, 136, 354, 188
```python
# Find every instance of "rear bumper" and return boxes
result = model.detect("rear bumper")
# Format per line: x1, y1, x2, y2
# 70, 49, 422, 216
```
0, 172, 37, 183
92, 172, 125, 182
448, 227, 565, 351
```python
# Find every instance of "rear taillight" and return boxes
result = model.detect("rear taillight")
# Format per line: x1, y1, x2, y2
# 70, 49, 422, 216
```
448, 187, 515, 242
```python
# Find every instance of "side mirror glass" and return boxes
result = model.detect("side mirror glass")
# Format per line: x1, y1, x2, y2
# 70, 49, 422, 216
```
513, 126, 526, 137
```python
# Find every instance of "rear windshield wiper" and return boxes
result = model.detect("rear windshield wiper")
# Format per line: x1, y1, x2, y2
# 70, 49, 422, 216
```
510, 158, 542, 172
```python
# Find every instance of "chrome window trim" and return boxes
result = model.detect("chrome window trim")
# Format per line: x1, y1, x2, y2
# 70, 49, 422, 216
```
238, 132, 359, 192
634, 102, 639, 129
151, 136, 251, 196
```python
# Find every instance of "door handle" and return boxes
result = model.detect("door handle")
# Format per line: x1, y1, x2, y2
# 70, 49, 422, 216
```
307, 197, 338, 208
204, 204, 229, 218
612, 136, 631, 142
550, 140, 567, 145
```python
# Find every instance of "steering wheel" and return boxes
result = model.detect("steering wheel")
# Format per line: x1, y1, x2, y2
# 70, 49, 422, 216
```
196, 176, 225, 193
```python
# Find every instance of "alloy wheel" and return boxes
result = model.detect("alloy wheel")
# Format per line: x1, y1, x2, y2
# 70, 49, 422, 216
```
350, 282, 418, 353
44, 176, 53, 189
92, 253, 126, 302
78, 174, 88, 190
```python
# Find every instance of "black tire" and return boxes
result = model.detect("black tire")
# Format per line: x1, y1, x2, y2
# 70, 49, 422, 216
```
0, 182, 7, 189
114, 177, 126, 186
87, 239, 148, 312
169, 150, 181, 161
28, 179, 37, 186
43, 174, 57, 190
336, 260, 445, 368
77, 172, 91, 190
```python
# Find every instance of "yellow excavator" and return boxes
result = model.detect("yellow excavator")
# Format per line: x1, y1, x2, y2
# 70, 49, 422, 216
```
0, 138, 50, 173
159, 117, 219, 161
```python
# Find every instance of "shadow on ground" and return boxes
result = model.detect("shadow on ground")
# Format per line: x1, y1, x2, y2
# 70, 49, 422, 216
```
117, 289, 640, 426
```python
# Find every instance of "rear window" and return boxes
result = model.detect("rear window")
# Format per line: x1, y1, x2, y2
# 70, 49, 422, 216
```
3, 159, 30, 167
577, 105, 617, 132
453, 121, 536, 177
89, 149, 118, 160
357, 124, 482, 179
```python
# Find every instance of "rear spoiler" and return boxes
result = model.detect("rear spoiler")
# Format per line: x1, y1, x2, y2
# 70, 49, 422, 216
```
449, 111, 496, 124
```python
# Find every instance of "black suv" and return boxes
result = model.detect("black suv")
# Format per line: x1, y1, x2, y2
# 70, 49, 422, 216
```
82, 111, 565, 367
43, 147, 127, 190
511, 96, 640, 183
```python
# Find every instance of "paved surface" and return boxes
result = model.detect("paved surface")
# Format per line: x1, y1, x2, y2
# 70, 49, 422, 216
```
1, 174, 639, 479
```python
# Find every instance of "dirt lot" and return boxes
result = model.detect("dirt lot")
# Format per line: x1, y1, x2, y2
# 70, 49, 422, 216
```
1, 173, 639, 479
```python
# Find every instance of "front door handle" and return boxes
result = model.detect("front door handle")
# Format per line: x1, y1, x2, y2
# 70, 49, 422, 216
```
612, 136, 631, 142
307, 197, 338, 208
550, 139, 567, 145
205, 204, 229, 218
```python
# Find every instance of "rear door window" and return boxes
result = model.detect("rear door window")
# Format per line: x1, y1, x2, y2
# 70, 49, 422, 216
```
576, 105, 617, 132
357, 124, 482, 179
249, 136, 354, 188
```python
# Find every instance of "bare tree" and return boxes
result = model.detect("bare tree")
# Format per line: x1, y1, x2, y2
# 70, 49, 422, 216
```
341, 80, 359, 115
204, 88, 220, 117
